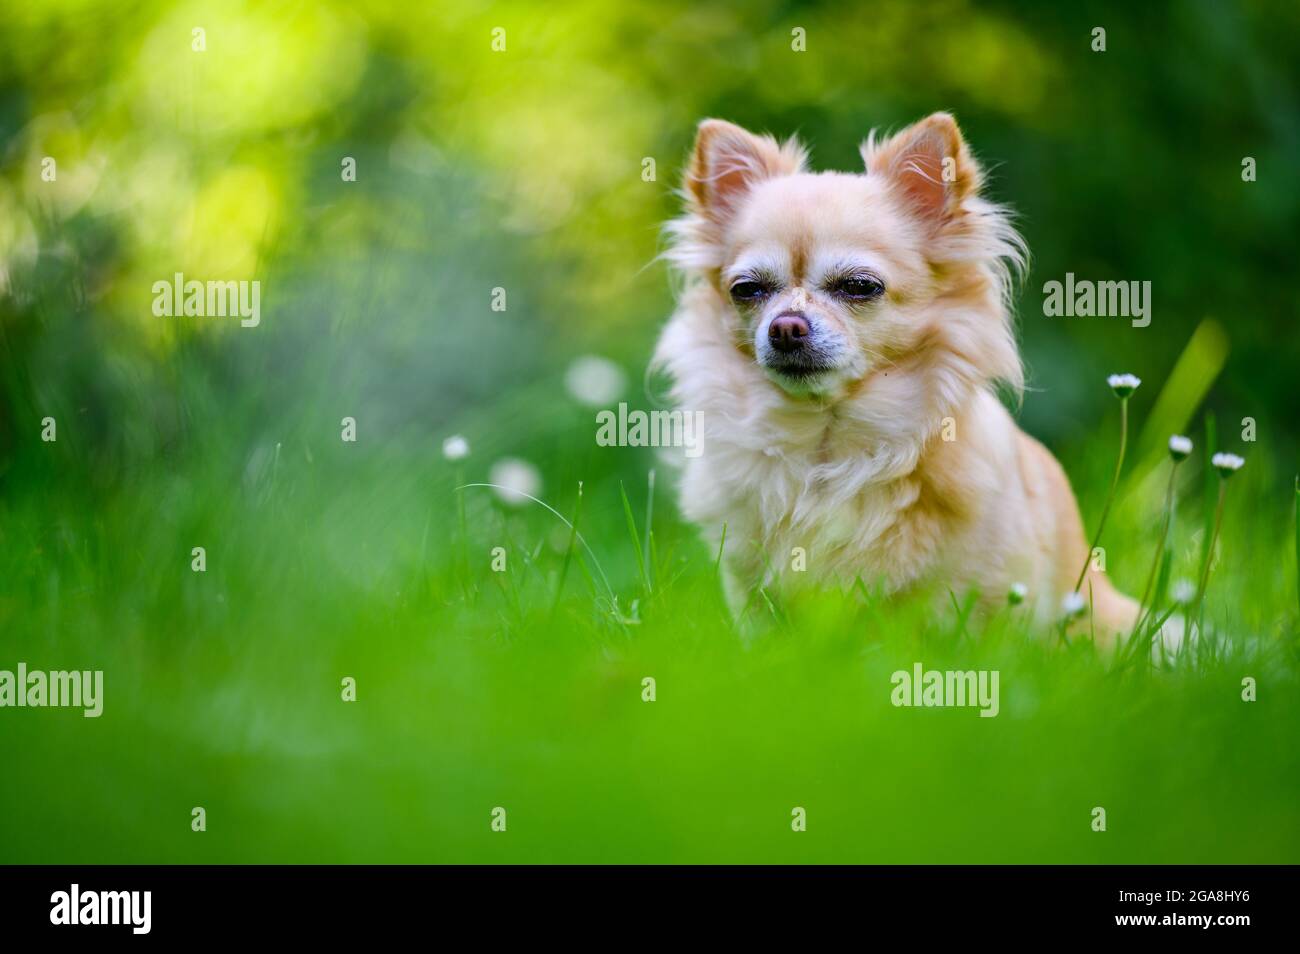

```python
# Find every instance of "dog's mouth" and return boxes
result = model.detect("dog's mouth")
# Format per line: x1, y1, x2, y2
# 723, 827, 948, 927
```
768, 363, 831, 380
758, 354, 844, 395
753, 320, 850, 394
760, 354, 837, 379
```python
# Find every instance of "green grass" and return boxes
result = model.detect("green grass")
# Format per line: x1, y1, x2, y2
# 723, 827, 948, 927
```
1, 411, 1297, 864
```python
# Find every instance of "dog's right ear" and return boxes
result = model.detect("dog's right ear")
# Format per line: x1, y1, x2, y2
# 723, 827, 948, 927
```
685, 119, 806, 226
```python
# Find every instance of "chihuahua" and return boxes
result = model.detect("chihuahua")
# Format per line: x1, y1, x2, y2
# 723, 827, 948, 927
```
653, 113, 1139, 642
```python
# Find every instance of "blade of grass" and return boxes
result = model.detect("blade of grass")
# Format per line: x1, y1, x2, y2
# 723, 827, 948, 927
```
457, 483, 615, 603
550, 481, 584, 617
712, 523, 729, 619
947, 587, 978, 643
1197, 413, 1218, 638
643, 470, 655, 593
456, 464, 471, 603
1074, 395, 1130, 593
619, 480, 651, 596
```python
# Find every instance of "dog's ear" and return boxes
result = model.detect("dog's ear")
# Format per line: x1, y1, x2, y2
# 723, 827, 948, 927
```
862, 112, 982, 228
686, 119, 806, 225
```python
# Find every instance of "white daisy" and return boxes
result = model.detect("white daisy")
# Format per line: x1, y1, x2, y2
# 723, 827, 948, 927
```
1211, 452, 1244, 477
564, 355, 627, 407
442, 434, 470, 461
1168, 434, 1193, 461
1106, 373, 1141, 398
489, 458, 542, 506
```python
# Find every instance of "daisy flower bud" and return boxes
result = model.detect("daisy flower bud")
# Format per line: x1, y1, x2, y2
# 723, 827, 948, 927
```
1008, 582, 1027, 605
1106, 373, 1141, 399
442, 434, 471, 461
1168, 434, 1193, 461
1211, 452, 1245, 477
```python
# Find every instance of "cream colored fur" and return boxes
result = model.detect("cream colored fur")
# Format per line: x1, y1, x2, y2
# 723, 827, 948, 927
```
653, 113, 1139, 643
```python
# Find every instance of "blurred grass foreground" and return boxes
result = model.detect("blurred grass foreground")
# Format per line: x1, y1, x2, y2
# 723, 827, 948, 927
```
1, 2, 1299, 862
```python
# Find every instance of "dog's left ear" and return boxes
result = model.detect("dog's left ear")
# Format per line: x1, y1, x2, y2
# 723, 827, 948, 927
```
862, 112, 982, 228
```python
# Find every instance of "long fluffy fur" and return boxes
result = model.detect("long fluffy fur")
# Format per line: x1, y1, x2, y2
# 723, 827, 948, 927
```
653, 114, 1138, 641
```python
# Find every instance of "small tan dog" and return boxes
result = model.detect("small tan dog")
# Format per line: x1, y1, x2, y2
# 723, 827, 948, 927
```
654, 113, 1139, 641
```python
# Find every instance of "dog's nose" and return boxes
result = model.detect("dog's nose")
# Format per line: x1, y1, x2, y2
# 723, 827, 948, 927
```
768, 313, 810, 353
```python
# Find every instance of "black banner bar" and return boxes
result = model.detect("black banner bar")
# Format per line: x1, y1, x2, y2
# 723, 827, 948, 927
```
0, 865, 1285, 940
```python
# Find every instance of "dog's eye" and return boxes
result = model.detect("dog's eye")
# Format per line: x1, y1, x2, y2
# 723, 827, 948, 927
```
729, 281, 769, 303
833, 277, 885, 300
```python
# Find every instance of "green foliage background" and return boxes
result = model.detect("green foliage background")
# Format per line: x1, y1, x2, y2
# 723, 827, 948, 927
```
0, 1, 1297, 862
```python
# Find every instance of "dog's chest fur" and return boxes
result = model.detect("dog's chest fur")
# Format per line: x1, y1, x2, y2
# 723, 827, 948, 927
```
677, 401, 973, 593
656, 287, 1022, 603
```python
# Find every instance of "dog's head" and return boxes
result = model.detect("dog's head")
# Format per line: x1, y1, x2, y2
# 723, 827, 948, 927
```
667, 113, 1024, 401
